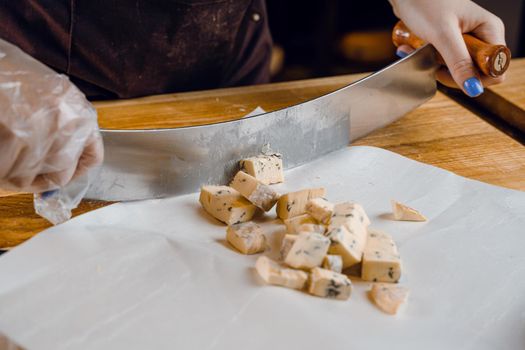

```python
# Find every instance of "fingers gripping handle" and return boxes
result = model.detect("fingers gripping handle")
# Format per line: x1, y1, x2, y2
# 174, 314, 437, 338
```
392, 21, 511, 77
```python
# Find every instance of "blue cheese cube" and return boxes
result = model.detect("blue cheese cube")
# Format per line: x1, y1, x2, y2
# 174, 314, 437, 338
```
226, 222, 266, 255
297, 223, 326, 235
276, 188, 326, 219
370, 283, 409, 315
255, 256, 308, 290
283, 214, 318, 234
361, 230, 402, 283
279, 234, 297, 260
328, 202, 371, 231
308, 267, 352, 300
240, 154, 284, 185
305, 198, 334, 224
199, 186, 257, 225
322, 254, 343, 273
230, 171, 280, 211
391, 200, 427, 221
284, 232, 330, 269
325, 220, 368, 268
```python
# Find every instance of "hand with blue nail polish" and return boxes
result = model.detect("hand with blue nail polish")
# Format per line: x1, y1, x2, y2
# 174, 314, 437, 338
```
389, 0, 507, 97
396, 49, 409, 59
463, 77, 484, 97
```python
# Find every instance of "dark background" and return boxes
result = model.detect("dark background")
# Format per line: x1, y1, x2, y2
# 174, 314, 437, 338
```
266, 0, 525, 81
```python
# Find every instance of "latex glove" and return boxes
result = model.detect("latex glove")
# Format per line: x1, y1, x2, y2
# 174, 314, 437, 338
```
389, 0, 506, 97
0, 38, 103, 193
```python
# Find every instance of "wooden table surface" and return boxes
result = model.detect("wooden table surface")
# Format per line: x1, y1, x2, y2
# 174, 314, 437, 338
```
1, 68, 524, 249
476, 58, 525, 133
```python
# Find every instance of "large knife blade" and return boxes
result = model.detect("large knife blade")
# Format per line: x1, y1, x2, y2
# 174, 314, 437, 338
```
87, 45, 438, 201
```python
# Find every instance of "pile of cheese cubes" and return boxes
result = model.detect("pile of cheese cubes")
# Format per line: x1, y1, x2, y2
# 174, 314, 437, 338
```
200, 154, 423, 314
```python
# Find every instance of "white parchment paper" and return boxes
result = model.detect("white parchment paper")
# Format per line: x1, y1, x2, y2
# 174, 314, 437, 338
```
0, 146, 524, 350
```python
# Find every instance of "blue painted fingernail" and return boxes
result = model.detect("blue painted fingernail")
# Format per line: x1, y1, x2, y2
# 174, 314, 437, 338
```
396, 49, 408, 58
463, 77, 484, 97
41, 189, 58, 199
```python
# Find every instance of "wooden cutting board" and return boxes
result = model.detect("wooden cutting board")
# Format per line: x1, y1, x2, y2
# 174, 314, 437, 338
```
475, 58, 525, 133
1, 71, 525, 249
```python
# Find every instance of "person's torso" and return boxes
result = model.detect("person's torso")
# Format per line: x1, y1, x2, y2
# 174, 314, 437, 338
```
0, 0, 272, 99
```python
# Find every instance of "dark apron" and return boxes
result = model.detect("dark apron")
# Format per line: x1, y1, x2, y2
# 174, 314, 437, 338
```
0, 0, 272, 99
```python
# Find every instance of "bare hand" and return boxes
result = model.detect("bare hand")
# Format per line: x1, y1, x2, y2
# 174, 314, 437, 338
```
389, 0, 506, 97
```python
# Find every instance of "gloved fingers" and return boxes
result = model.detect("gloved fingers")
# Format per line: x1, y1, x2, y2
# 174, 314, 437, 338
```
27, 174, 60, 193
435, 66, 505, 89
40, 162, 79, 189
11, 138, 80, 193
0, 124, 22, 180
71, 131, 104, 180
39, 109, 97, 177
3, 175, 38, 192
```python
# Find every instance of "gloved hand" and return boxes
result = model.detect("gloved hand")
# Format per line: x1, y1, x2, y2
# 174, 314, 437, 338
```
0, 38, 103, 193
389, 0, 506, 97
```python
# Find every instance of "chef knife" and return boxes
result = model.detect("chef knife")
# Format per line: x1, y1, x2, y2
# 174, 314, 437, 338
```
86, 24, 509, 201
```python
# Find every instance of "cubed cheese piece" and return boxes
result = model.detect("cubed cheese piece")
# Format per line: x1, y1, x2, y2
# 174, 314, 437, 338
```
362, 230, 402, 283
230, 171, 280, 211
325, 221, 367, 268
284, 232, 330, 269
305, 198, 334, 224
328, 202, 371, 231
322, 255, 343, 273
255, 256, 308, 290
283, 214, 318, 234
276, 188, 326, 219
199, 186, 257, 225
308, 267, 352, 300
391, 200, 427, 222
226, 222, 266, 254
297, 223, 326, 235
240, 154, 284, 185
369, 283, 409, 315
279, 234, 297, 260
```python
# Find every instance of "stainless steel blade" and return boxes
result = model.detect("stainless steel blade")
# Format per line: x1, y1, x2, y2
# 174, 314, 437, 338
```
87, 45, 438, 201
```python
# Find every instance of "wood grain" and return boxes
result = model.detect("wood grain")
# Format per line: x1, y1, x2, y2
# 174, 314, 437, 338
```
1, 69, 524, 248
475, 58, 525, 132
353, 92, 525, 190
0, 196, 108, 248
94, 74, 367, 130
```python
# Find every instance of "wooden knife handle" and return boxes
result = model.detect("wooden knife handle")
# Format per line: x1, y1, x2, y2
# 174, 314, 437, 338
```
392, 21, 510, 77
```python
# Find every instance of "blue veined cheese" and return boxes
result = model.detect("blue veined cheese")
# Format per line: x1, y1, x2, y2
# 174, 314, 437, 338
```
322, 254, 343, 273
328, 202, 371, 231
226, 222, 266, 255
283, 214, 318, 234
297, 223, 326, 235
361, 230, 402, 283
279, 234, 297, 260
240, 154, 284, 185
284, 232, 330, 269
391, 200, 427, 221
324, 221, 367, 268
369, 283, 409, 315
305, 198, 334, 224
276, 188, 326, 219
199, 186, 257, 225
308, 267, 352, 300
230, 171, 280, 211
255, 256, 308, 290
